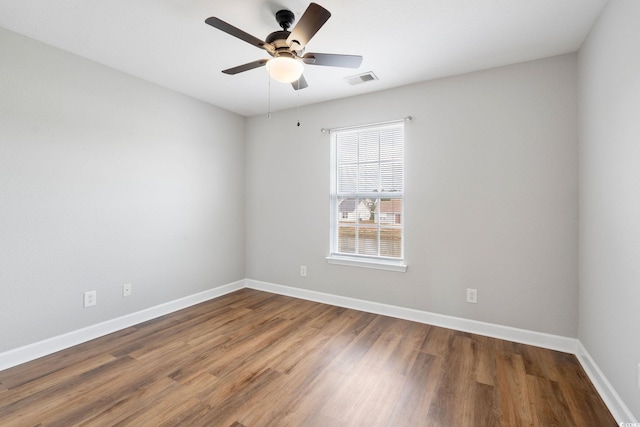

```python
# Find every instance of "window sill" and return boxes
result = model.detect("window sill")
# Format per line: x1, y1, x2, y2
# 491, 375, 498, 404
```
326, 255, 407, 272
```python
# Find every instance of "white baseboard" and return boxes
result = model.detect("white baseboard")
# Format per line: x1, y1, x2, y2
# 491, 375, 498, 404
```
0, 279, 246, 371
246, 279, 578, 353
575, 341, 637, 423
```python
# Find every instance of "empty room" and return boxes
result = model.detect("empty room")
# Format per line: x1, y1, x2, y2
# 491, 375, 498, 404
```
1, 0, 638, 425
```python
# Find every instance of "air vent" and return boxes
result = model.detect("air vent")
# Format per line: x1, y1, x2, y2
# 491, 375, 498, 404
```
345, 71, 378, 86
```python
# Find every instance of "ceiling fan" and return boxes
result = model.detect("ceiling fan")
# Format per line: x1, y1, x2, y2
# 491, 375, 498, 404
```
205, 2, 363, 90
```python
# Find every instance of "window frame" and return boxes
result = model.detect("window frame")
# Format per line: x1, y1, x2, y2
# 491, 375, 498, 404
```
327, 121, 407, 272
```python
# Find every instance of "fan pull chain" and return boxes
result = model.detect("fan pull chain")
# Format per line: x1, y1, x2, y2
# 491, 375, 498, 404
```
296, 78, 301, 127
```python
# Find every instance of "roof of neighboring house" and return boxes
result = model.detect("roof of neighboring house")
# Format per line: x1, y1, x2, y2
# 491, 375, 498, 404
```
338, 199, 357, 212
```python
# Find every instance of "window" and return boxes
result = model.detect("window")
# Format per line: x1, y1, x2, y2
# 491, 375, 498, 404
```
328, 121, 406, 272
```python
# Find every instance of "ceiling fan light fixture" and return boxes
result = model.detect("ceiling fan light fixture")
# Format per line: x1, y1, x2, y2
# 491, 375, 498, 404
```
266, 57, 303, 83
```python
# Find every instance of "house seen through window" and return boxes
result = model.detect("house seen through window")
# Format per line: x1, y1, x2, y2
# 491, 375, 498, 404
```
329, 121, 405, 271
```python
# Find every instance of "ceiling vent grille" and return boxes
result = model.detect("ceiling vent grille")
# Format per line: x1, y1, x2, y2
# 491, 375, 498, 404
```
345, 71, 378, 86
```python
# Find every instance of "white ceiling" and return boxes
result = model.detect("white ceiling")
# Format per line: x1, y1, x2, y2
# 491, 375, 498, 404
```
0, 0, 608, 117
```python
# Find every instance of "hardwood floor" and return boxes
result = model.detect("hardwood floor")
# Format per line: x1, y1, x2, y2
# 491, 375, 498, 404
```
0, 289, 615, 426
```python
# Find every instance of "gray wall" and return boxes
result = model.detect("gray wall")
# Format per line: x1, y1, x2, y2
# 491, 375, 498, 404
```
578, 0, 640, 419
246, 54, 579, 337
0, 27, 246, 352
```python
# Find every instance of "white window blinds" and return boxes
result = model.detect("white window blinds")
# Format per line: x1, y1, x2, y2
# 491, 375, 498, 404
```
330, 122, 404, 262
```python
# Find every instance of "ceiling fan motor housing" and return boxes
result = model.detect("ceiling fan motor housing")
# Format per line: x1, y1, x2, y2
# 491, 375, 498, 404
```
266, 30, 300, 57
265, 30, 291, 47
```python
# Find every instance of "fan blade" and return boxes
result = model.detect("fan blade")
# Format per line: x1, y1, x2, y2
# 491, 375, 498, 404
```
302, 53, 363, 68
222, 59, 269, 75
292, 74, 308, 90
286, 3, 331, 50
205, 17, 266, 50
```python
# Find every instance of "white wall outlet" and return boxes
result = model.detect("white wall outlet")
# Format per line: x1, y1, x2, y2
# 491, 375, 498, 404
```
300, 266, 307, 277
466, 288, 478, 304
123, 283, 132, 297
83, 290, 96, 307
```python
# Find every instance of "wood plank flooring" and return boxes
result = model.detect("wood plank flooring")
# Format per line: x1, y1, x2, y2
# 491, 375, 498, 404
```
0, 289, 616, 426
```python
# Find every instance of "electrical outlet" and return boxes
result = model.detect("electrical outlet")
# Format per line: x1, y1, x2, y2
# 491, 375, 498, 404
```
300, 266, 307, 277
83, 290, 96, 307
466, 288, 478, 304
123, 283, 132, 297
